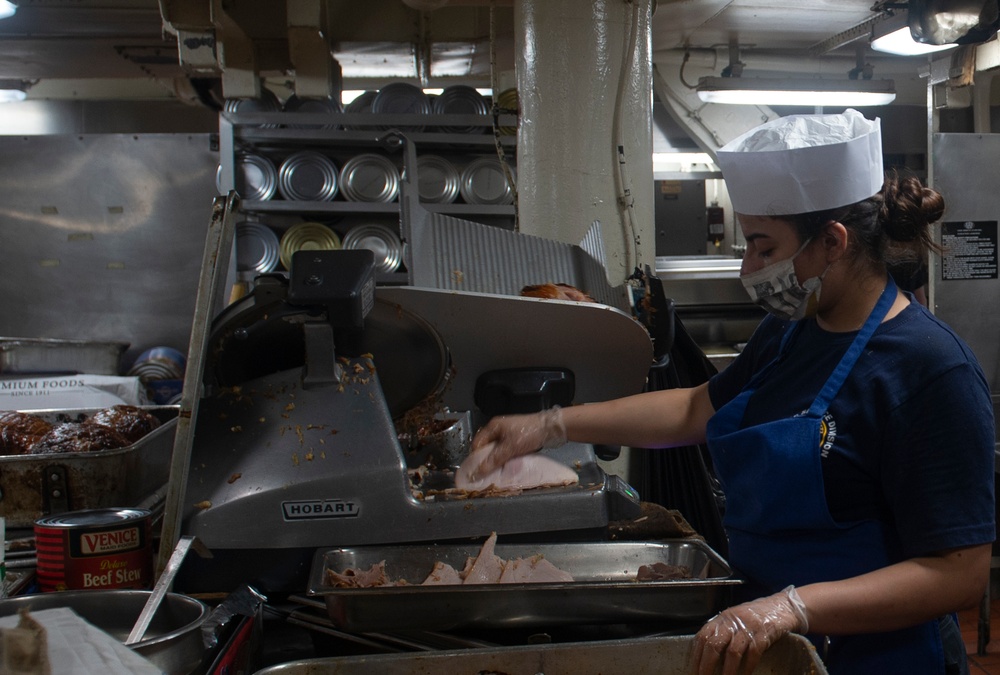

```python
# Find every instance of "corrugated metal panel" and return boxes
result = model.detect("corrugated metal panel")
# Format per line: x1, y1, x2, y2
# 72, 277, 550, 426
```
406, 210, 631, 311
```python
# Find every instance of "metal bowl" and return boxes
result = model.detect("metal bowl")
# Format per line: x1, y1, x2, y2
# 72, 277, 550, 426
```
0, 589, 209, 675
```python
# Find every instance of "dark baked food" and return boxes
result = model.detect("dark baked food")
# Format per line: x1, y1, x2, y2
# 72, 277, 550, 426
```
86, 405, 161, 444
29, 422, 129, 455
0, 412, 53, 455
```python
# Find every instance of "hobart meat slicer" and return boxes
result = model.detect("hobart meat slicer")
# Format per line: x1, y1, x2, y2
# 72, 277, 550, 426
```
176, 247, 653, 592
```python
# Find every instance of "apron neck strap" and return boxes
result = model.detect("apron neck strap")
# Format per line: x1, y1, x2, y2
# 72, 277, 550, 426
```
808, 274, 898, 416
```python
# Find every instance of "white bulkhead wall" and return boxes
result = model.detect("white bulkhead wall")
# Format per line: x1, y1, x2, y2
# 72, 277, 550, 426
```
514, 0, 655, 282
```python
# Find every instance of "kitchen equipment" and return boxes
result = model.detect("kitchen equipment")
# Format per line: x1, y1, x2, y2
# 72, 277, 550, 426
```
127, 535, 212, 645
252, 633, 827, 675
0, 406, 177, 528
309, 539, 739, 632
0, 589, 210, 675
177, 250, 652, 592
0, 338, 128, 376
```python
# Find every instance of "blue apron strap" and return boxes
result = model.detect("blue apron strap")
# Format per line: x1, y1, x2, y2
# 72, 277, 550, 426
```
808, 275, 897, 417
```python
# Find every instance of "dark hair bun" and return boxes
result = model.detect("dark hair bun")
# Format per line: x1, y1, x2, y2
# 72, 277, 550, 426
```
879, 172, 945, 243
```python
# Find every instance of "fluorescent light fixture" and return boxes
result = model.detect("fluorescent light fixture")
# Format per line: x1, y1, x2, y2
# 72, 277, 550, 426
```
696, 76, 896, 107
0, 1, 15, 20
871, 25, 957, 55
0, 89, 26, 103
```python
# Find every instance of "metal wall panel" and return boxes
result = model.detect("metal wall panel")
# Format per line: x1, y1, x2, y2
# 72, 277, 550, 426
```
0, 134, 219, 368
931, 133, 1000, 393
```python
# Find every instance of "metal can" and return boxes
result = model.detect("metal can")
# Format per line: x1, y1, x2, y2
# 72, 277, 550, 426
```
127, 346, 187, 382
34, 508, 153, 592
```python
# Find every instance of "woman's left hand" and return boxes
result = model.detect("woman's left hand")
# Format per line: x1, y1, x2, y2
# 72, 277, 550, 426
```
689, 586, 809, 675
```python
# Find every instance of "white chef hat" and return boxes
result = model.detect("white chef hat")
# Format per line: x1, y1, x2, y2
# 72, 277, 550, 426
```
716, 109, 883, 216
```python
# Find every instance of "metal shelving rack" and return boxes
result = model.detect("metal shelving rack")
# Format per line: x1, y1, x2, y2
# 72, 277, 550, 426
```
217, 109, 518, 285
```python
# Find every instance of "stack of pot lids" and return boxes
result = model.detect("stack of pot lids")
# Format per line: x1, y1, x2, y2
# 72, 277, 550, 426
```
372, 83, 431, 131
283, 95, 342, 129
279, 222, 342, 270
278, 151, 339, 202
342, 223, 403, 274
339, 154, 400, 202
432, 85, 488, 133
224, 90, 282, 128
494, 88, 519, 136
236, 154, 278, 201
416, 155, 460, 204
460, 157, 514, 205
236, 222, 280, 273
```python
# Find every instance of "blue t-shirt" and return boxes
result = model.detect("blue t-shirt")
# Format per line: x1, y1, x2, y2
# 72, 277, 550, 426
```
708, 300, 995, 559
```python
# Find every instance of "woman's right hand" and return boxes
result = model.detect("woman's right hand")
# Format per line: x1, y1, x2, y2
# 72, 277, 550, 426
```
459, 407, 567, 482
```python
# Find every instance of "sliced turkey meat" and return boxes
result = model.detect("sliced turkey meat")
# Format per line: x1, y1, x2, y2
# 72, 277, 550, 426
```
499, 555, 574, 584
421, 561, 464, 585
462, 531, 504, 584
455, 447, 578, 492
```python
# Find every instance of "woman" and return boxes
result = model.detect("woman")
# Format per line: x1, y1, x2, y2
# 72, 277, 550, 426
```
461, 110, 995, 674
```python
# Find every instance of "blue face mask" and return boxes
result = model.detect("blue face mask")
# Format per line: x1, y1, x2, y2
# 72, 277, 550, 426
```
740, 239, 829, 321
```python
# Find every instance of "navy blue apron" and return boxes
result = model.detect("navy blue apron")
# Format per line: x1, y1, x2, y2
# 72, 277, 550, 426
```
705, 276, 945, 674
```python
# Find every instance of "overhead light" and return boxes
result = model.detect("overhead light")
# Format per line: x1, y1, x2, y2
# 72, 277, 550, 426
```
871, 12, 958, 55
0, 0, 15, 20
0, 80, 28, 103
696, 76, 897, 107
0, 89, 26, 103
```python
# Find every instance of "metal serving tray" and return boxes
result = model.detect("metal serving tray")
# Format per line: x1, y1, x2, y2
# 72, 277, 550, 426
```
253, 634, 828, 675
0, 406, 178, 528
308, 539, 741, 632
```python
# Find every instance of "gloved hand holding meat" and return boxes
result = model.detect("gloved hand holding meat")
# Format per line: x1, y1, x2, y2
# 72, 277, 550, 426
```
689, 586, 809, 675
456, 407, 567, 487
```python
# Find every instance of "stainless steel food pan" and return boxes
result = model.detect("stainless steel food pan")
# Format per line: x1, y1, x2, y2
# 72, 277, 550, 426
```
308, 539, 741, 632
253, 633, 827, 675
0, 338, 129, 375
0, 406, 178, 527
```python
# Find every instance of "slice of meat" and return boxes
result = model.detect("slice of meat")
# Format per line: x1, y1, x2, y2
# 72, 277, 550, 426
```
520, 283, 595, 302
636, 562, 691, 581
455, 452, 578, 492
325, 560, 390, 588
463, 532, 504, 584
421, 561, 464, 585
499, 555, 574, 584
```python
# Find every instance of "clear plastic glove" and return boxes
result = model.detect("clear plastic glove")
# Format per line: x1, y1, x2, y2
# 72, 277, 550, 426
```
458, 407, 567, 483
689, 586, 809, 675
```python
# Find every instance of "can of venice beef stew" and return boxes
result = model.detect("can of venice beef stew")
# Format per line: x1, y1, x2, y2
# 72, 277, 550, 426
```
34, 508, 152, 592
